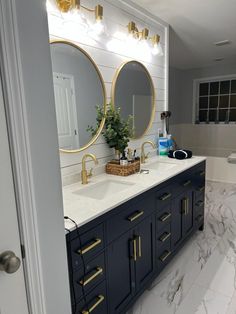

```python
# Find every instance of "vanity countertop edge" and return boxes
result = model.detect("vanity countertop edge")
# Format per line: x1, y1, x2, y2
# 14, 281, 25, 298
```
63, 155, 206, 231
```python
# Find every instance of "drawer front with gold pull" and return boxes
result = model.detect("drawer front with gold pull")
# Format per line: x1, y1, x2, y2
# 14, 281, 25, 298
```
159, 231, 171, 243
75, 280, 107, 314
71, 224, 104, 270
157, 206, 172, 231
127, 210, 144, 222
82, 295, 105, 314
73, 253, 105, 303
107, 193, 155, 244
182, 179, 192, 187
78, 238, 102, 256
80, 267, 103, 287
159, 192, 172, 202
157, 240, 172, 272
159, 250, 171, 262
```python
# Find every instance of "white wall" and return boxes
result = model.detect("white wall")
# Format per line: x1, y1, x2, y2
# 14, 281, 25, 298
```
47, 0, 169, 181
169, 62, 236, 157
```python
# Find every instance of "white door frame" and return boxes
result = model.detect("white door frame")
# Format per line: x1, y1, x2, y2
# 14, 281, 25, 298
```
0, 0, 71, 313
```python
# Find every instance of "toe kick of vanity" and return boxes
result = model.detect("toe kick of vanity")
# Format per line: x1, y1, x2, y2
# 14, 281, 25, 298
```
66, 161, 206, 314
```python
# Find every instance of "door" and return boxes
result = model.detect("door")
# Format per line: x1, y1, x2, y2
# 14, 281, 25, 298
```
0, 75, 29, 313
53, 73, 79, 150
135, 215, 155, 291
107, 230, 135, 314
171, 190, 194, 251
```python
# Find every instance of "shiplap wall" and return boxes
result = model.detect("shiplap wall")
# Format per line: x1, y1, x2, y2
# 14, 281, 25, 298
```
47, 0, 169, 180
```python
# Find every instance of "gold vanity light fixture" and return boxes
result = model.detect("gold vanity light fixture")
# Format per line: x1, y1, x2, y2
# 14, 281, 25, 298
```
55, 0, 105, 34
127, 21, 163, 56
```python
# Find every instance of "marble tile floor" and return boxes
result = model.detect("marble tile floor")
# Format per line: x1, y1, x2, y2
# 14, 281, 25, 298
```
128, 181, 236, 314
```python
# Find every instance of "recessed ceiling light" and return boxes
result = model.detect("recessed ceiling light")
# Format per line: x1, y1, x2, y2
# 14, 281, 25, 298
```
214, 40, 231, 46
214, 57, 224, 62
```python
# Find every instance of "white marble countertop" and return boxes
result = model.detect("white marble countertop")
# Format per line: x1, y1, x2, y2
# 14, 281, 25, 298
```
63, 155, 206, 231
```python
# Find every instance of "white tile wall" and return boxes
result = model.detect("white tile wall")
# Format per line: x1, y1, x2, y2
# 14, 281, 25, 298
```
47, 0, 169, 179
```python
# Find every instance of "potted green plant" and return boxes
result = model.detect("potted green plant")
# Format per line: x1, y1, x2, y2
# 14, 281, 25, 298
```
87, 104, 133, 159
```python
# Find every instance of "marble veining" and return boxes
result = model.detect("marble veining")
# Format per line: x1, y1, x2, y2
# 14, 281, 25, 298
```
128, 181, 236, 314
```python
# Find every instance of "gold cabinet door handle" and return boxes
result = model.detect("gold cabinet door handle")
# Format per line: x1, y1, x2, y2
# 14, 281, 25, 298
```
159, 192, 172, 201
159, 212, 171, 222
182, 198, 189, 215
82, 295, 105, 314
159, 250, 171, 262
138, 236, 142, 258
78, 238, 102, 255
79, 267, 103, 287
128, 210, 144, 222
159, 232, 171, 242
198, 185, 205, 192
133, 238, 137, 261
183, 180, 191, 187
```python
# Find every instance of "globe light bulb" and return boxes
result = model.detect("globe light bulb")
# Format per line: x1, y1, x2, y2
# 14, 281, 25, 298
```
152, 42, 163, 56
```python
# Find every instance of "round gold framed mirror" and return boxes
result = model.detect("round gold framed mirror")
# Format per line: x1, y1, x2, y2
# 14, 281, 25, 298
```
50, 41, 107, 153
112, 60, 155, 139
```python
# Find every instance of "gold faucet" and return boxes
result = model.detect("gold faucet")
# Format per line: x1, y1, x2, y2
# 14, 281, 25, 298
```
140, 141, 156, 163
81, 153, 98, 184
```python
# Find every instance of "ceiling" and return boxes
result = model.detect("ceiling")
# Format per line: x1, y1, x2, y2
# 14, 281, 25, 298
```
135, 0, 236, 69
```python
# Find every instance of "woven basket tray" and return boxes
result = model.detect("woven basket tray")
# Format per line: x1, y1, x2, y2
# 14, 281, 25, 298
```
106, 160, 140, 176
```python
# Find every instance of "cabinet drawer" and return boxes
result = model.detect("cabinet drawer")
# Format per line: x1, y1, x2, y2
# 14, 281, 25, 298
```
194, 194, 205, 217
156, 185, 173, 209
72, 253, 106, 304
70, 224, 104, 270
73, 280, 107, 314
156, 205, 172, 232
173, 171, 194, 197
106, 195, 155, 243
194, 183, 205, 200
157, 241, 172, 273
157, 224, 171, 251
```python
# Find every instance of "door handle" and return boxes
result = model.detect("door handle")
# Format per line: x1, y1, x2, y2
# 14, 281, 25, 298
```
138, 236, 142, 258
0, 251, 21, 274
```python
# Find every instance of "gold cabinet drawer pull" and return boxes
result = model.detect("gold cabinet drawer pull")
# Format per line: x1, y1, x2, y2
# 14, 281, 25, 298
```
196, 200, 204, 207
159, 232, 171, 242
78, 238, 102, 255
159, 212, 171, 222
159, 250, 171, 262
79, 267, 103, 287
159, 192, 172, 201
196, 214, 204, 222
128, 210, 144, 222
82, 295, 105, 314
199, 171, 205, 176
138, 236, 142, 258
183, 180, 191, 187
198, 185, 205, 192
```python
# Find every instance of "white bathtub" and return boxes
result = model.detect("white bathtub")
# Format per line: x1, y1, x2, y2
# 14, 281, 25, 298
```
206, 156, 236, 184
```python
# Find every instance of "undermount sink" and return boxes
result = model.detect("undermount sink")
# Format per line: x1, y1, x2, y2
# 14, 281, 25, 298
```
73, 180, 135, 200
146, 161, 178, 172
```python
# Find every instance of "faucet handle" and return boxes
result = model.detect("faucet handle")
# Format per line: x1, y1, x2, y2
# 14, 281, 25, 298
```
88, 168, 93, 178
145, 152, 150, 160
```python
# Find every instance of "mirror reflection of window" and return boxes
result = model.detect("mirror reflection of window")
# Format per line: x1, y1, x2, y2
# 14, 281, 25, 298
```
50, 41, 106, 152
113, 61, 155, 139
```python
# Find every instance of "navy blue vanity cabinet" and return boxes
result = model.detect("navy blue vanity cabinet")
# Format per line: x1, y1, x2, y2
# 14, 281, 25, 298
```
66, 161, 206, 314
107, 212, 156, 313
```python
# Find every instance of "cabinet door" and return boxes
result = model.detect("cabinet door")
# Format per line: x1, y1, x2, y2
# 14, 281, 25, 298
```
171, 195, 182, 251
182, 190, 193, 237
107, 230, 135, 314
135, 215, 155, 291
